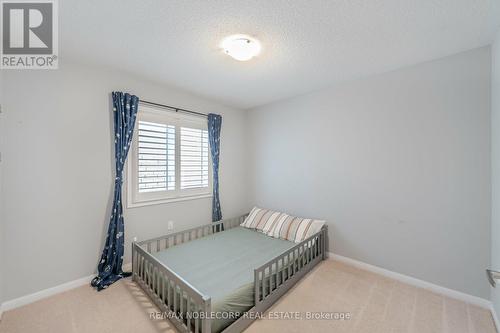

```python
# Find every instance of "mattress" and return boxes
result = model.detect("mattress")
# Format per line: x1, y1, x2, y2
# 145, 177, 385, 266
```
152, 226, 296, 333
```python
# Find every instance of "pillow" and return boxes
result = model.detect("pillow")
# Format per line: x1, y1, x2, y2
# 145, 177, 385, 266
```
242, 207, 325, 243
240, 207, 290, 234
268, 216, 325, 243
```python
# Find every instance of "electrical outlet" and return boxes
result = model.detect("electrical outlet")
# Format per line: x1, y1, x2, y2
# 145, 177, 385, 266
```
168, 221, 174, 231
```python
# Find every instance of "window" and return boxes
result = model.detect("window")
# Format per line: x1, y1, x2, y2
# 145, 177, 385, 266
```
127, 104, 211, 207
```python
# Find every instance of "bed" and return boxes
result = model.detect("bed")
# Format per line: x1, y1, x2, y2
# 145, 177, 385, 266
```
132, 214, 328, 333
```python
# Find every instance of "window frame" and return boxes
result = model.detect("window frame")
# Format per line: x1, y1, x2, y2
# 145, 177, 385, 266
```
126, 104, 212, 208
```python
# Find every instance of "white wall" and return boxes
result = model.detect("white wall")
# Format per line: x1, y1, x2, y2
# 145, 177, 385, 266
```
491, 30, 500, 316
0, 61, 249, 301
247, 47, 491, 298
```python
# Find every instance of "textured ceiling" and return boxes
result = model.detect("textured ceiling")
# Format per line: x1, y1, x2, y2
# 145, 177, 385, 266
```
61, 0, 500, 109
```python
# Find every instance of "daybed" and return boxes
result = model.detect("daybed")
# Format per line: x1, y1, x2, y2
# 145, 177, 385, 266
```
132, 212, 328, 333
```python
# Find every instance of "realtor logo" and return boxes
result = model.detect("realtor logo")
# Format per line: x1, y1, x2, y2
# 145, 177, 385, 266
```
1, 0, 58, 69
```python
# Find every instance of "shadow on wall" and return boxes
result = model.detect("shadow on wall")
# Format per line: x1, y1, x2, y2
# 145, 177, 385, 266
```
96, 93, 121, 273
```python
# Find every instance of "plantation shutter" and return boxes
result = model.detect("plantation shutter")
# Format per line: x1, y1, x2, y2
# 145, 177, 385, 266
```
137, 120, 176, 192
180, 127, 209, 189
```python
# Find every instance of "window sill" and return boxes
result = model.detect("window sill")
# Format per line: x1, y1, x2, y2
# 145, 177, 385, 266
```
127, 193, 212, 209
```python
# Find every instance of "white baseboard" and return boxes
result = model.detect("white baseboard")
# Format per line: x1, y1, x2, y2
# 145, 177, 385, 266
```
491, 303, 500, 333
122, 262, 132, 271
330, 253, 491, 309
0, 262, 133, 319
1, 274, 95, 315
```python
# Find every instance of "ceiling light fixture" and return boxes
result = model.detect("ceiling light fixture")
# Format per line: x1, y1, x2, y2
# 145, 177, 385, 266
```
221, 35, 261, 61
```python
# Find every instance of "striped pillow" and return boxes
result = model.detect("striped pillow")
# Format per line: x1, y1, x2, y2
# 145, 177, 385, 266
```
242, 207, 325, 243
267, 215, 325, 243
240, 207, 290, 234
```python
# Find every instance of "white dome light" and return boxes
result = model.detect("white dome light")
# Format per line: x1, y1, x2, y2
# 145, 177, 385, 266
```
221, 35, 261, 61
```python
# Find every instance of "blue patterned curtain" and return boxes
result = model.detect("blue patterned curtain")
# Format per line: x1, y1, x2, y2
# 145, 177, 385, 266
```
91, 92, 139, 291
208, 114, 222, 222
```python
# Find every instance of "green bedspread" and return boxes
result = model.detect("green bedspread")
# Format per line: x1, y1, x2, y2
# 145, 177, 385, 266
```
152, 226, 296, 333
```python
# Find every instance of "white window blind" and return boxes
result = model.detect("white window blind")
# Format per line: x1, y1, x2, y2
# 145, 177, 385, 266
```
137, 121, 175, 192
180, 127, 209, 189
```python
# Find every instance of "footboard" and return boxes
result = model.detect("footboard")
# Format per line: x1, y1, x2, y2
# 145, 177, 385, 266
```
133, 243, 210, 333
132, 215, 247, 333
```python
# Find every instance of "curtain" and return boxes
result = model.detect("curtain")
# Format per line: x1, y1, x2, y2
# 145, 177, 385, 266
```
91, 92, 139, 291
208, 113, 222, 222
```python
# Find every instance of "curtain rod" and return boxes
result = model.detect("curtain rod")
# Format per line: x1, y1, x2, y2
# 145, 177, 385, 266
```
139, 99, 208, 118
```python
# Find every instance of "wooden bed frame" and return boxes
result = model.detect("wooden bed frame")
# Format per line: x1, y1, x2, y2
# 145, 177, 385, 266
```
132, 214, 328, 333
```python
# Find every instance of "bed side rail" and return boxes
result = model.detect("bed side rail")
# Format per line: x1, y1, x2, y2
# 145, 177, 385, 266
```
137, 214, 247, 254
253, 226, 328, 308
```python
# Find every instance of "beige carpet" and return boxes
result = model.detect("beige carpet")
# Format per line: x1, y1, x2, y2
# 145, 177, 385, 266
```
0, 260, 496, 333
